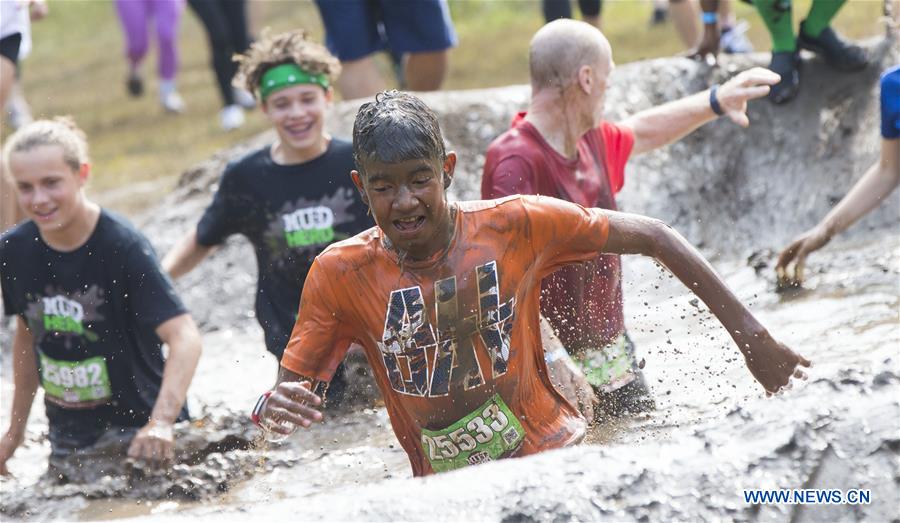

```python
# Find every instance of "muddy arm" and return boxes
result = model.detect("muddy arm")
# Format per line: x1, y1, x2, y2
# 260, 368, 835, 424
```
622, 67, 779, 155
776, 139, 900, 284
150, 314, 202, 424
0, 317, 39, 474
162, 229, 217, 280
126, 314, 202, 467
601, 210, 810, 394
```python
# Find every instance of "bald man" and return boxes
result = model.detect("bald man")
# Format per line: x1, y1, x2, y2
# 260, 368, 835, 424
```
482, 19, 779, 421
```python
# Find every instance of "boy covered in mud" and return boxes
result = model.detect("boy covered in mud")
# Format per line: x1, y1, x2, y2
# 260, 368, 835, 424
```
254, 91, 809, 476
162, 30, 373, 400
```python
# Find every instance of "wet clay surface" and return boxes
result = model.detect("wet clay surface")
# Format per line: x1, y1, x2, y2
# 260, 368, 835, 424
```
1, 40, 898, 520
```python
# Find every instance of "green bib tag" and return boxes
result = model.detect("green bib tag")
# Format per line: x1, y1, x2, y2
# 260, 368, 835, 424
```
574, 334, 633, 392
38, 351, 112, 407
421, 393, 525, 473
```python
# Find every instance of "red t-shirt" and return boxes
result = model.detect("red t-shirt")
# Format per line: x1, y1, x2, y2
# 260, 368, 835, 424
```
281, 196, 610, 476
482, 113, 634, 349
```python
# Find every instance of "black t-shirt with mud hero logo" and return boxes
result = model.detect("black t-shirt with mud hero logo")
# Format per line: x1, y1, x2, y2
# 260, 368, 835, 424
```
195, 138, 373, 357
0, 210, 189, 449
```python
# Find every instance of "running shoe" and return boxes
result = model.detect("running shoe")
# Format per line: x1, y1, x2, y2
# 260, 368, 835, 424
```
127, 73, 143, 98
798, 22, 868, 72
161, 91, 186, 113
220, 104, 245, 131
720, 21, 754, 54
767, 50, 801, 104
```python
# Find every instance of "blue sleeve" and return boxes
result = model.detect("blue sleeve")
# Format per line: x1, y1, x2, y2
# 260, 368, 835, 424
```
881, 66, 900, 140
125, 237, 188, 330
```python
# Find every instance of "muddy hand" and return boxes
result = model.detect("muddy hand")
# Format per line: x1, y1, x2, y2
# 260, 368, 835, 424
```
775, 225, 830, 288
547, 357, 597, 421
263, 381, 324, 434
127, 421, 175, 469
0, 430, 25, 476
716, 67, 781, 127
740, 332, 811, 396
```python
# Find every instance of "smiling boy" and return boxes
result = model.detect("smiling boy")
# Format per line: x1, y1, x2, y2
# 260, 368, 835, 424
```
255, 91, 809, 476
162, 31, 373, 395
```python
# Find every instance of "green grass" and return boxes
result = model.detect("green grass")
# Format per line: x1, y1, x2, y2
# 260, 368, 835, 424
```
7, 0, 886, 212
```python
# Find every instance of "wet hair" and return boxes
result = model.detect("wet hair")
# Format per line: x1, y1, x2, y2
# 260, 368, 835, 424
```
2, 116, 89, 172
234, 28, 341, 100
352, 90, 446, 179
529, 19, 609, 92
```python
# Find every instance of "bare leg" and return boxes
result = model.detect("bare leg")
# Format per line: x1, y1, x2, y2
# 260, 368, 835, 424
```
718, 0, 736, 27
1, 56, 24, 232
404, 50, 448, 92
669, 0, 700, 48
336, 56, 386, 100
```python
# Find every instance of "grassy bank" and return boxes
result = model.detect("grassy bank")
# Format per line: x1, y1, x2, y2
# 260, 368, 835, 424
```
8, 0, 886, 212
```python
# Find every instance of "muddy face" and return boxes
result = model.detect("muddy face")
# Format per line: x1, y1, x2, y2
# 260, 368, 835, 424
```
353, 153, 456, 261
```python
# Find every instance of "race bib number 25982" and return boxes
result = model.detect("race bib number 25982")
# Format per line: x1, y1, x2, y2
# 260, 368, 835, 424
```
38, 351, 112, 408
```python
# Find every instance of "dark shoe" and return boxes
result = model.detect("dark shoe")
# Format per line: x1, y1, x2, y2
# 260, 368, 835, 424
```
127, 73, 143, 98
650, 6, 667, 25
798, 22, 868, 72
594, 369, 655, 420
767, 50, 801, 104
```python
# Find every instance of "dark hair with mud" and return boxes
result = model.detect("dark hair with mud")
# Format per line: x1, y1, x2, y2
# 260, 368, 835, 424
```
233, 28, 341, 99
352, 90, 446, 179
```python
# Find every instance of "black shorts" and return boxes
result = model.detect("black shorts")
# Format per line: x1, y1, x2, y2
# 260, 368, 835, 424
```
0, 32, 22, 65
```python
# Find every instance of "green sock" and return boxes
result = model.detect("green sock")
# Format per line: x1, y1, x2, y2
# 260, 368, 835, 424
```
802, 0, 848, 38
754, 0, 796, 53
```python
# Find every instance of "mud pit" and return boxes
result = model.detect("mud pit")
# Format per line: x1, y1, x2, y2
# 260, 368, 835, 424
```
2, 39, 898, 521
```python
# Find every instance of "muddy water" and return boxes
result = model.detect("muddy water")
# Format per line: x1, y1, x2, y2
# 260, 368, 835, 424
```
2, 231, 896, 521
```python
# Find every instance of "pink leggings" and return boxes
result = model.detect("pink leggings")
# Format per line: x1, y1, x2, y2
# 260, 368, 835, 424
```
114, 0, 183, 80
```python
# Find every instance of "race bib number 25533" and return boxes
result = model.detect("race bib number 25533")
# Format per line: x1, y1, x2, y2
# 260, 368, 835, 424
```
421, 393, 524, 473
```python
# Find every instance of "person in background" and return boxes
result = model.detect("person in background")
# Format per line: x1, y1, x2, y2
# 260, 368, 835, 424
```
162, 30, 373, 402
188, 0, 256, 131
775, 66, 899, 286
1, 0, 47, 233
0, 117, 201, 476
751, 0, 868, 104
313, 0, 457, 100
542, 0, 602, 29
483, 19, 779, 420
113, 0, 187, 113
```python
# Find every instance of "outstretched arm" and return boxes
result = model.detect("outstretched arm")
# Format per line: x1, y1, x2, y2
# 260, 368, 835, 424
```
162, 229, 216, 279
602, 211, 810, 394
126, 314, 202, 468
776, 138, 900, 285
622, 67, 779, 155
0, 318, 40, 476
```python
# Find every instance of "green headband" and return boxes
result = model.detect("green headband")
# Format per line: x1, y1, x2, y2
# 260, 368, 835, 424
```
259, 64, 329, 101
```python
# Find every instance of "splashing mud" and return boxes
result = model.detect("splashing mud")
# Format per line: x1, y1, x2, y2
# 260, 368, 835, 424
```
2, 40, 898, 521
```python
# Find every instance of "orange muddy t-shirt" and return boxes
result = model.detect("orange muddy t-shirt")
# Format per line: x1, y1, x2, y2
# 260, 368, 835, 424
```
281, 195, 610, 476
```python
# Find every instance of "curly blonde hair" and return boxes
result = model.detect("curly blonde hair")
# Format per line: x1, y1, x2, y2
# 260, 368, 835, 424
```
2, 116, 89, 172
234, 28, 341, 100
